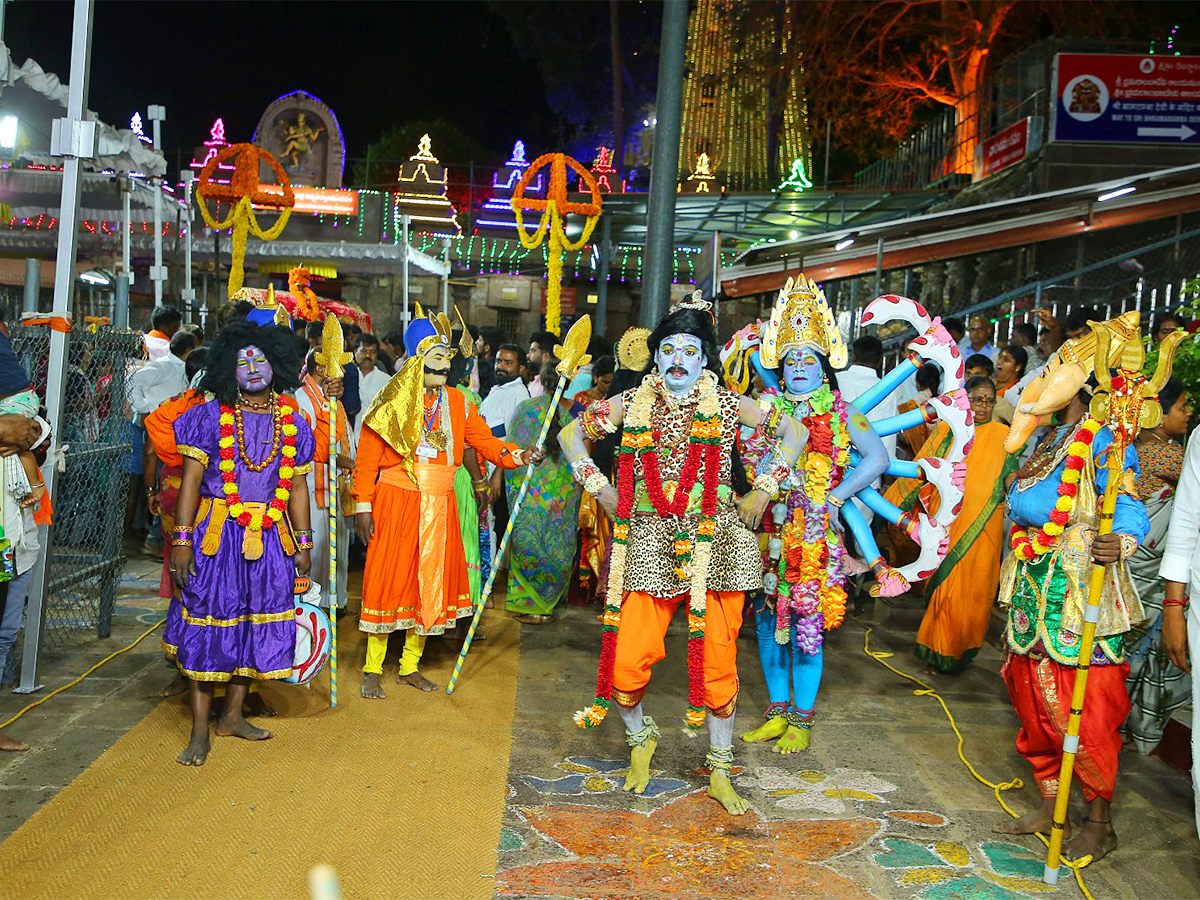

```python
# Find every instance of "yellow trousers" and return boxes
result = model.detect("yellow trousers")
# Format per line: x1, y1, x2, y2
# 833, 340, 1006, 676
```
363, 631, 426, 676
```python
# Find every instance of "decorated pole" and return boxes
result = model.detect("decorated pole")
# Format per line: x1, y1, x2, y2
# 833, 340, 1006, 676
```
314, 315, 351, 708
510, 153, 602, 336
447, 315, 593, 694
1043, 324, 1184, 882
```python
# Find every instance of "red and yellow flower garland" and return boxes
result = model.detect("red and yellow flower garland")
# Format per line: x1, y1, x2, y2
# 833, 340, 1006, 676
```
1009, 416, 1102, 560
575, 372, 722, 731
217, 398, 299, 531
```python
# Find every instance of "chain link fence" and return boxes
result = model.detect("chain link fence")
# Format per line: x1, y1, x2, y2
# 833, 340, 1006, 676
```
4, 326, 141, 679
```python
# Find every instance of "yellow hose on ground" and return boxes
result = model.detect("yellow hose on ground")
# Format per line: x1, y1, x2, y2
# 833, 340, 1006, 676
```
853, 617, 1096, 900
1, 619, 165, 731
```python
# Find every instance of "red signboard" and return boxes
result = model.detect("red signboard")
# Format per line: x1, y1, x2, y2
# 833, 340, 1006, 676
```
1052, 53, 1200, 144
253, 185, 359, 215
541, 286, 576, 316
979, 118, 1031, 179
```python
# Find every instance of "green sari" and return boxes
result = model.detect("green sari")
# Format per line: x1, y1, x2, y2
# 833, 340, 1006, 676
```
503, 395, 581, 616
454, 386, 482, 605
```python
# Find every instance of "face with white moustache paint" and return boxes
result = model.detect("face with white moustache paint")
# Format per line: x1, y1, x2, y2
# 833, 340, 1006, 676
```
655, 333, 706, 394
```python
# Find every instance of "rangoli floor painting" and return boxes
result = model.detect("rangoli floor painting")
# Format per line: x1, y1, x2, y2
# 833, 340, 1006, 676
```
497, 755, 1062, 900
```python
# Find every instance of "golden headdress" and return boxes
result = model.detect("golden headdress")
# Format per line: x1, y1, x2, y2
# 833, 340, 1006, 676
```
1003, 310, 1186, 452
615, 326, 651, 372
360, 302, 474, 481
759, 274, 846, 370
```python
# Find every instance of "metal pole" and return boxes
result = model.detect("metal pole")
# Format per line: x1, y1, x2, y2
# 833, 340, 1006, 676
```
181, 169, 195, 322
19, 0, 95, 693
22, 258, 39, 314
595, 213, 612, 336
148, 104, 166, 307
440, 237, 451, 316
874, 237, 885, 298
824, 119, 832, 188
401, 214, 411, 329
639, 0, 687, 327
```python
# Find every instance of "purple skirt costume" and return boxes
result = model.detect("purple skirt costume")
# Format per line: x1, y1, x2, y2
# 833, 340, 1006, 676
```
163, 400, 315, 682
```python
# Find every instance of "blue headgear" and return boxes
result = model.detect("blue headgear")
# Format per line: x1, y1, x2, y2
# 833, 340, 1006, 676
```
404, 317, 440, 357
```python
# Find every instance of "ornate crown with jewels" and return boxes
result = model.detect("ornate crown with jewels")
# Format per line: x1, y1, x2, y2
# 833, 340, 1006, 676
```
759, 274, 846, 370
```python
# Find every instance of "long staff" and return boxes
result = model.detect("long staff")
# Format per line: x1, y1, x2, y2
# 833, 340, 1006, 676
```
317, 316, 351, 708
447, 315, 592, 694
1043, 326, 1182, 883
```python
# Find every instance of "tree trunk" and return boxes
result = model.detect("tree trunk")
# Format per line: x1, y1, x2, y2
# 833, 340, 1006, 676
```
610, 0, 626, 187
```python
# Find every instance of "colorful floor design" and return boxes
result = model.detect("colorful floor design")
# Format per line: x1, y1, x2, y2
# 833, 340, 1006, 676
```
498, 756, 1070, 900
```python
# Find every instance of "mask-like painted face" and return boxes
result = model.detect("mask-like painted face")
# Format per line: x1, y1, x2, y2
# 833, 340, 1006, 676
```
781, 346, 823, 396
423, 346, 451, 388
236, 344, 273, 393
655, 333, 706, 394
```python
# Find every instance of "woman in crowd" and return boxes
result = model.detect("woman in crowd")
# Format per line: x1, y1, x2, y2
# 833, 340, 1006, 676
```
572, 355, 615, 411
994, 344, 1027, 404
1125, 377, 1192, 753
504, 365, 582, 623
885, 375, 1019, 674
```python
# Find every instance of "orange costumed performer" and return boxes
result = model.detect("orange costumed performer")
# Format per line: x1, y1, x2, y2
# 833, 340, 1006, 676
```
354, 307, 538, 697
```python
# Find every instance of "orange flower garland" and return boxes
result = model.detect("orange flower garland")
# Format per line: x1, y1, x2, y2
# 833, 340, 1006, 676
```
1009, 416, 1102, 560
288, 267, 321, 322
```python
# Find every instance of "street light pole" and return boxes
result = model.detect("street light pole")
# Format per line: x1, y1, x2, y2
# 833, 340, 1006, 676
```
181, 169, 196, 322
639, 0, 687, 326
20, 0, 95, 693
147, 104, 166, 308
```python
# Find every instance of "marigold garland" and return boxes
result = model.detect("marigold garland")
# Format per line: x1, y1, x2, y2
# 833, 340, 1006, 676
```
1009, 416, 1102, 560
217, 397, 298, 532
288, 267, 321, 322
575, 371, 722, 731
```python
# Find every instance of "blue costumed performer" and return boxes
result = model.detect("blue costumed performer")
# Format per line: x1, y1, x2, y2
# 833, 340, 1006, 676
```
734, 277, 890, 753
164, 316, 315, 766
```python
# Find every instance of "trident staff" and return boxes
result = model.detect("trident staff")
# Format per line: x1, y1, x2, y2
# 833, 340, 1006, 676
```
314, 316, 351, 708
447, 315, 593, 694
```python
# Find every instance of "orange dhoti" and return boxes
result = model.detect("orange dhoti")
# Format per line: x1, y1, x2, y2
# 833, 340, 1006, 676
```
1001, 652, 1129, 802
612, 589, 742, 717
359, 461, 472, 636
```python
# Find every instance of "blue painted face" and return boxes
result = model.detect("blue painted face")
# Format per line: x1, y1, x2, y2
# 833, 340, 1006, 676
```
782, 347, 823, 395
655, 333, 706, 394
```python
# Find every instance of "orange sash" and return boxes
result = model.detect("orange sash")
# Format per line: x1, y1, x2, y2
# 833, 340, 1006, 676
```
379, 461, 457, 626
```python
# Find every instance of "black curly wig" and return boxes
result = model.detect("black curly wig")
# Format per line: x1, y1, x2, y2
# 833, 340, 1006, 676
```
200, 319, 302, 406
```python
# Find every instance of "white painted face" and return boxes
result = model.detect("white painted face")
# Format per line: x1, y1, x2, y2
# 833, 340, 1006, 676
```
655, 333, 706, 394
782, 346, 823, 396
423, 346, 451, 388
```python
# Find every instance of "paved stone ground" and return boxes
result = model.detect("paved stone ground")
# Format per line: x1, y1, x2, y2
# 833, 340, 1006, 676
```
2, 553, 1197, 898
496, 593, 1200, 900
0, 548, 171, 842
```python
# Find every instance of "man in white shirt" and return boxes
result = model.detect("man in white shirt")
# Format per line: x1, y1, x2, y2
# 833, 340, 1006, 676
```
957, 314, 999, 364
836, 336, 898, 525
351, 333, 391, 443
478, 344, 530, 439
130, 331, 197, 419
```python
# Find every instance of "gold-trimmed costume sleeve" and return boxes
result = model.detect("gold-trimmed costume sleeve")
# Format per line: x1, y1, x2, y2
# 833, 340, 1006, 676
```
178, 444, 209, 468
294, 462, 313, 475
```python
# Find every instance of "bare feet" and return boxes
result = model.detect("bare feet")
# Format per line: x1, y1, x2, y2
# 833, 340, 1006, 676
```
623, 737, 658, 794
514, 614, 551, 625
994, 797, 1059, 836
160, 673, 189, 698
741, 715, 787, 743
361, 673, 387, 700
708, 770, 750, 815
772, 725, 811, 754
397, 670, 437, 691
0, 729, 29, 752
214, 714, 273, 741
1064, 817, 1118, 863
177, 730, 210, 766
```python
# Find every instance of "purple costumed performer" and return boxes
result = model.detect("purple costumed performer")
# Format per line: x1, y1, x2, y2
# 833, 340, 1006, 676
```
163, 317, 315, 766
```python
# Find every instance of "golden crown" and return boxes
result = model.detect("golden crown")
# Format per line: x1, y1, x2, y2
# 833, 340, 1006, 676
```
760, 275, 846, 369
